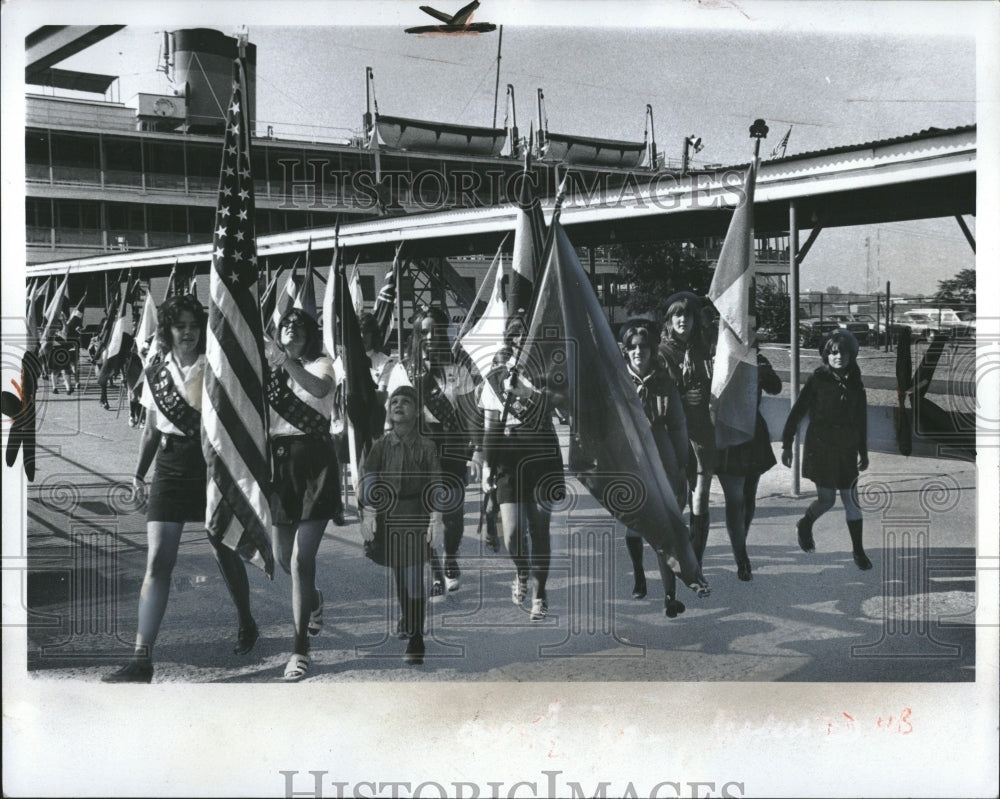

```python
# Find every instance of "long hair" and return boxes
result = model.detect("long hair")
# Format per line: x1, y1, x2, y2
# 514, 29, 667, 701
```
409, 305, 451, 373
277, 308, 322, 362
156, 294, 207, 356
820, 328, 859, 366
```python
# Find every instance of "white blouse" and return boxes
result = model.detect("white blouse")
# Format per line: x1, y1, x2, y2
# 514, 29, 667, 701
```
269, 355, 337, 436
141, 352, 206, 437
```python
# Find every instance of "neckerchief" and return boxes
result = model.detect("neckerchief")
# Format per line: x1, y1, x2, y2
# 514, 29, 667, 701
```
146, 359, 201, 438
265, 366, 331, 437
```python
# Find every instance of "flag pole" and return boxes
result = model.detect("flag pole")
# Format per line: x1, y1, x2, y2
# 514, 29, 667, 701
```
394, 241, 405, 359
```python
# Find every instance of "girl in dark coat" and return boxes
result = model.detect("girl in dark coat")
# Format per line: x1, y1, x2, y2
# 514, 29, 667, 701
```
659, 292, 716, 565
781, 329, 872, 570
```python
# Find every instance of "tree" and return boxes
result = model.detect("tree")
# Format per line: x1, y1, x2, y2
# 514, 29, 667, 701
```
824, 285, 842, 295
754, 282, 790, 342
934, 268, 975, 304
611, 241, 713, 320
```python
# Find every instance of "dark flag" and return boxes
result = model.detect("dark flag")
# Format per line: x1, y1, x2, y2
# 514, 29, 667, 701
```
164, 260, 179, 301
519, 220, 709, 595
329, 254, 385, 503
202, 54, 274, 576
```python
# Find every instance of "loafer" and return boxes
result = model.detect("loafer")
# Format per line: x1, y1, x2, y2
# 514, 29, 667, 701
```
233, 621, 259, 655
102, 659, 153, 683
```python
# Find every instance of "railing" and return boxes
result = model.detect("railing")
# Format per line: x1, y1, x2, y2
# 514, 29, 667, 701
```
53, 228, 103, 246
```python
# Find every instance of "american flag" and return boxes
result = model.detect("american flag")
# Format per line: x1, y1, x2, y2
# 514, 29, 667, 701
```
202, 54, 274, 576
770, 126, 791, 159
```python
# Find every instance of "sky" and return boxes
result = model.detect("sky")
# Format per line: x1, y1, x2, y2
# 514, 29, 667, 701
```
11, 1, 990, 294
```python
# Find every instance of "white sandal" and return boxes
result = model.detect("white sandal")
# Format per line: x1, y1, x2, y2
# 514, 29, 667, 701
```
283, 653, 310, 681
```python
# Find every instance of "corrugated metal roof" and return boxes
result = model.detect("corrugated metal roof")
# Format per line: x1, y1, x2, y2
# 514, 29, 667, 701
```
761, 124, 976, 166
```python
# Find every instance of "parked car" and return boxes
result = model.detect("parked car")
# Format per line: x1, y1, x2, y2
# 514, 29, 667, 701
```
906, 307, 971, 337
955, 310, 976, 338
830, 314, 871, 345
892, 311, 941, 342
798, 317, 840, 348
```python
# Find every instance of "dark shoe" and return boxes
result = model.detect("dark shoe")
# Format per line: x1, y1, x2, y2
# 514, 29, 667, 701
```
737, 557, 753, 582
404, 634, 425, 665
429, 579, 445, 602
53, 386, 60, 394
625, 536, 646, 598
847, 519, 872, 570
664, 598, 686, 618
102, 659, 153, 683
233, 621, 259, 655
797, 515, 816, 553
67, 385, 75, 395
100, 400, 111, 410
332, 509, 346, 527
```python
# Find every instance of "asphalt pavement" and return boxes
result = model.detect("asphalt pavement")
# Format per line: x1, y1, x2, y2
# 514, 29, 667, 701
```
19, 364, 978, 683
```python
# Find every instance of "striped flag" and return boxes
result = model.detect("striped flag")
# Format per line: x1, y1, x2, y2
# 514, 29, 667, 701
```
269, 262, 300, 333
372, 245, 402, 350
202, 55, 274, 576
708, 157, 759, 450
770, 126, 791, 159
457, 244, 507, 378
104, 274, 134, 363
508, 155, 547, 316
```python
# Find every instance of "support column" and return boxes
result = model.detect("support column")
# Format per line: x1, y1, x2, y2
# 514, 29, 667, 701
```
789, 201, 800, 496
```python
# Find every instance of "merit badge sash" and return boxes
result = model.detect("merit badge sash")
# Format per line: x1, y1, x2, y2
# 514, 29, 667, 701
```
265, 367, 330, 437
146, 361, 201, 438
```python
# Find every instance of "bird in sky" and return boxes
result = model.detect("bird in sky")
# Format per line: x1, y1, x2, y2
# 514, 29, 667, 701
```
405, 0, 497, 34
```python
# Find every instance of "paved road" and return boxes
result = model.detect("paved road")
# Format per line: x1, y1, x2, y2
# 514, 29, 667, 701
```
18, 368, 977, 683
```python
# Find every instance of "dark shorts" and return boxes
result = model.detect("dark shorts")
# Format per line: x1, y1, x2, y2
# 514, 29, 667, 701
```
269, 435, 343, 524
147, 434, 207, 523
493, 426, 564, 507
